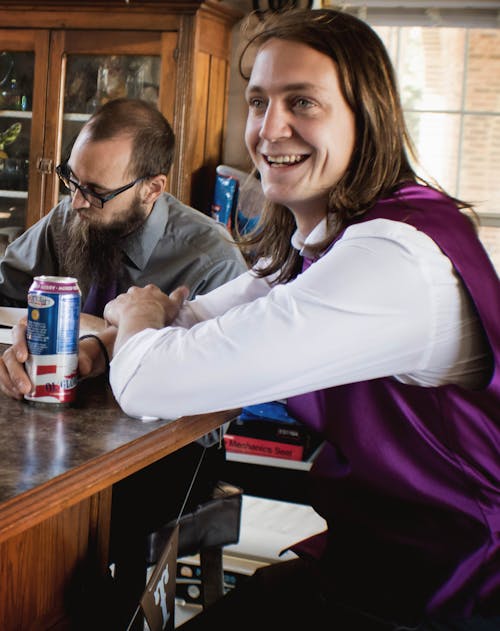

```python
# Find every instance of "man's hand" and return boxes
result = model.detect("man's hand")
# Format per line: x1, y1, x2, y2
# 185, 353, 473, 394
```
104, 284, 189, 352
78, 330, 115, 379
0, 318, 117, 400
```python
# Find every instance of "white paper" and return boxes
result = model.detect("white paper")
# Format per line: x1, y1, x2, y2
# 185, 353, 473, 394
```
0, 306, 26, 327
0, 327, 13, 344
224, 495, 326, 563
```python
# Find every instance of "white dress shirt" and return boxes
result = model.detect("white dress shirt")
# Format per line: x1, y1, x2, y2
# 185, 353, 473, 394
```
109, 218, 490, 421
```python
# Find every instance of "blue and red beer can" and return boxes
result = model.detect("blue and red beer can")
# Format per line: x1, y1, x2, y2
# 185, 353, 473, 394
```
25, 276, 81, 405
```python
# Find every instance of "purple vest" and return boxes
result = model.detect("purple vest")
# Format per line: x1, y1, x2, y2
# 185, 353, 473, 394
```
287, 184, 500, 621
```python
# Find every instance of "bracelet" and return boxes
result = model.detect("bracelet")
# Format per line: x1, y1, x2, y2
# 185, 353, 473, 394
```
79, 334, 110, 372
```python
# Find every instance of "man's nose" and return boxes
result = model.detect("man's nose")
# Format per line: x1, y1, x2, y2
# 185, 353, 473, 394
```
70, 187, 91, 209
259, 102, 292, 142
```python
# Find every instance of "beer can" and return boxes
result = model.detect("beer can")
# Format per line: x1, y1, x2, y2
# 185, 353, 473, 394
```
25, 275, 81, 405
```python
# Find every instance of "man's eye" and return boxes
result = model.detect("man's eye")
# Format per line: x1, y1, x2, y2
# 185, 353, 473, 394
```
248, 97, 265, 109
293, 97, 314, 109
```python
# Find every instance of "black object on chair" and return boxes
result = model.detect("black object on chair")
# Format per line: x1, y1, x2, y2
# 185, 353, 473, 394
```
145, 481, 243, 611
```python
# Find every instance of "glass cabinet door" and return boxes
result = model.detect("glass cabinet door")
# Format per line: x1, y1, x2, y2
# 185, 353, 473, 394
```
61, 53, 161, 164
0, 30, 49, 253
0, 51, 31, 251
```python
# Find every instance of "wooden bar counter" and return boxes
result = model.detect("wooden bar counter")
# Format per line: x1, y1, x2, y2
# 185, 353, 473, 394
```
0, 357, 237, 630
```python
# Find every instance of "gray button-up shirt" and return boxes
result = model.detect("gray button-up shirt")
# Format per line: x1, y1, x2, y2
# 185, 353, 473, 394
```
0, 192, 248, 306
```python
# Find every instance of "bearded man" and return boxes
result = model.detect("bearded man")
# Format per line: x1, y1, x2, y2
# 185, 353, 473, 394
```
0, 97, 246, 316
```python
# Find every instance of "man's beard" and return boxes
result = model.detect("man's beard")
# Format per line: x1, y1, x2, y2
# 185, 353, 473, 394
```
61, 198, 148, 294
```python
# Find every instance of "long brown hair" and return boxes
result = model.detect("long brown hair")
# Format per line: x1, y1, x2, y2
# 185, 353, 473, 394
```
237, 9, 467, 282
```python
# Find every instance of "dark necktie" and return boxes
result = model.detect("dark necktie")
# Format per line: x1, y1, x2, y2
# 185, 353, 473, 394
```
82, 279, 118, 317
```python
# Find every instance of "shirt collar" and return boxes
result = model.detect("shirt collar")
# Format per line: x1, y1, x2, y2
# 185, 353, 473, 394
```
122, 194, 169, 270
291, 217, 328, 259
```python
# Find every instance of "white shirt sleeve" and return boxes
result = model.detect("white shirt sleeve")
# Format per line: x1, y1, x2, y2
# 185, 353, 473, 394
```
109, 219, 488, 420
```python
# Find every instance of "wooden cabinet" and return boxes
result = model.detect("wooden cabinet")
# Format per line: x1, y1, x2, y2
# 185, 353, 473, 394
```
0, 0, 241, 240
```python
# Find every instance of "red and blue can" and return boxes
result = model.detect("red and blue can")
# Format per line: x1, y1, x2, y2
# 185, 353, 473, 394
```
25, 275, 81, 405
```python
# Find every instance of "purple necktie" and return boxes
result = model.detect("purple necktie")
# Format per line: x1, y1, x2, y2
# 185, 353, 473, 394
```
302, 255, 314, 272
82, 279, 118, 317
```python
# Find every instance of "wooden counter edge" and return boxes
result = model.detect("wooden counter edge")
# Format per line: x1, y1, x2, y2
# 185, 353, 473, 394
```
0, 408, 240, 543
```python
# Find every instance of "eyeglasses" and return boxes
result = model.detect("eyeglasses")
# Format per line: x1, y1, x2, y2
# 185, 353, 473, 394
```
55, 163, 150, 209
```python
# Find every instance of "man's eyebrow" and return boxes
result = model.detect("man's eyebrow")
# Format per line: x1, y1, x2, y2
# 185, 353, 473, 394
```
246, 82, 321, 95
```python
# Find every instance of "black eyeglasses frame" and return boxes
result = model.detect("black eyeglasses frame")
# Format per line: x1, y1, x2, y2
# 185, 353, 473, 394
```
55, 163, 152, 209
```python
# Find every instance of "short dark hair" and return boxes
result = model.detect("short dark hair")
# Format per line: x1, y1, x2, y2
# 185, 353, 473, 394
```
84, 98, 175, 179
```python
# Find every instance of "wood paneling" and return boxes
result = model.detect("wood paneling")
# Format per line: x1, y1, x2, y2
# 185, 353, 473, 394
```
0, 490, 111, 630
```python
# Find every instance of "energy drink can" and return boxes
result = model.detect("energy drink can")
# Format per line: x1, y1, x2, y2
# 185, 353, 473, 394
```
25, 275, 81, 405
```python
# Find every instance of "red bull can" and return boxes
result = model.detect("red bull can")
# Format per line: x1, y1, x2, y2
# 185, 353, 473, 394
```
25, 275, 81, 405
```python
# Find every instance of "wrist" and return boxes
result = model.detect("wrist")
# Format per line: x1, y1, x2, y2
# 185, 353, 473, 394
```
79, 334, 110, 372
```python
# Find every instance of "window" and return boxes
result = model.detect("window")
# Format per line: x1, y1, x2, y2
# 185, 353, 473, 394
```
328, 1, 500, 272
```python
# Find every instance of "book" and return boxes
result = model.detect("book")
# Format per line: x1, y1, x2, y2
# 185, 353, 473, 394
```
227, 402, 322, 461
224, 433, 304, 461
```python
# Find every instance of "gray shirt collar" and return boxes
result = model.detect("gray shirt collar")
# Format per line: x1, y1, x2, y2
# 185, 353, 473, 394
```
122, 195, 169, 270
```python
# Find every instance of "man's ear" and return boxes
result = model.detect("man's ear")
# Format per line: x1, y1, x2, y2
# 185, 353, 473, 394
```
143, 174, 167, 204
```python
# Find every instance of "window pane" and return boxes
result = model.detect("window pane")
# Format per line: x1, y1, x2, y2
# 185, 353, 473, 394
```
373, 20, 500, 269
405, 111, 460, 194
478, 226, 500, 273
373, 25, 398, 59
399, 27, 465, 111
466, 30, 500, 113
459, 114, 500, 215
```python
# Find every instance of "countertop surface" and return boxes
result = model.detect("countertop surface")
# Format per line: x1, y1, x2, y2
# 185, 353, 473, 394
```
0, 374, 176, 504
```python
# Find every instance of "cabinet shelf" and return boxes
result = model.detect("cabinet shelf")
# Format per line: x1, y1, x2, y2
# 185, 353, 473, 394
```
0, 110, 32, 119
63, 113, 91, 123
0, 190, 28, 198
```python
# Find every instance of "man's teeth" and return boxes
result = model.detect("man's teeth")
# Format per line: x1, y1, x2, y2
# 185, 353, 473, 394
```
266, 155, 304, 165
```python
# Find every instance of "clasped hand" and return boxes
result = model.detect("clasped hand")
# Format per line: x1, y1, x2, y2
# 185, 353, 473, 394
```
104, 283, 188, 331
